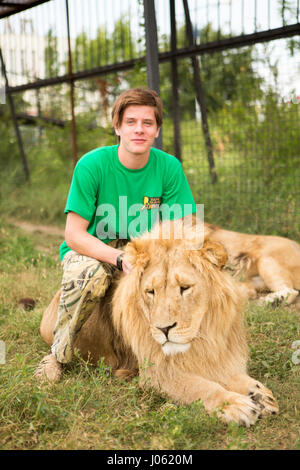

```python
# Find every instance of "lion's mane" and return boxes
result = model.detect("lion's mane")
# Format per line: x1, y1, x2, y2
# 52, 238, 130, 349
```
111, 224, 249, 404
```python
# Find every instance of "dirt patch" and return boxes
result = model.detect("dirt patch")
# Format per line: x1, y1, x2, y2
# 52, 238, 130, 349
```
9, 219, 64, 238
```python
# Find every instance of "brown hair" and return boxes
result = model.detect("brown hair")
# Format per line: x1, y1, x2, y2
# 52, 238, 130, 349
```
111, 88, 163, 133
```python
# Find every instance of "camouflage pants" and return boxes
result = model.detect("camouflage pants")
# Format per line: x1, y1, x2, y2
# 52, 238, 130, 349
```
51, 240, 127, 364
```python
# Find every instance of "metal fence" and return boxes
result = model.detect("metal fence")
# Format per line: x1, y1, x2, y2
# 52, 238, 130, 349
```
0, 0, 299, 237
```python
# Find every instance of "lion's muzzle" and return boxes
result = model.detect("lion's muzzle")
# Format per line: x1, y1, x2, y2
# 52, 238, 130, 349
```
152, 322, 192, 356
162, 341, 191, 356
156, 322, 177, 339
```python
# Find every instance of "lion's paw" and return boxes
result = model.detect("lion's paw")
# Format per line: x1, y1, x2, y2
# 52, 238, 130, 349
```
258, 288, 298, 306
248, 382, 279, 416
217, 392, 262, 427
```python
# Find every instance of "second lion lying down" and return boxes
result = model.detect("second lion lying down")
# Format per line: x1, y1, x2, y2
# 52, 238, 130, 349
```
205, 223, 300, 305
40, 222, 278, 427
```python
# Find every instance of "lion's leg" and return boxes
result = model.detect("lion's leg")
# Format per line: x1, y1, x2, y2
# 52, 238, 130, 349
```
40, 288, 61, 346
156, 373, 263, 427
241, 281, 257, 299
240, 276, 272, 300
248, 276, 267, 292
224, 373, 279, 416
257, 257, 298, 305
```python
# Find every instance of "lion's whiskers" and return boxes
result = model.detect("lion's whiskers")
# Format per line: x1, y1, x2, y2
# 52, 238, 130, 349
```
195, 331, 209, 342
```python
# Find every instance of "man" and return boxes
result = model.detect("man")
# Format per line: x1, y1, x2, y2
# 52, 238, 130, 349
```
35, 88, 197, 382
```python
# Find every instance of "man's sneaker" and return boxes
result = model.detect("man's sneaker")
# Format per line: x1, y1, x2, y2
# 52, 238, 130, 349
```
34, 353, 63, 383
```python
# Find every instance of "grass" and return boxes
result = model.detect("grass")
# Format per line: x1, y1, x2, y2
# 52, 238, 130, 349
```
0, 219, 299, 450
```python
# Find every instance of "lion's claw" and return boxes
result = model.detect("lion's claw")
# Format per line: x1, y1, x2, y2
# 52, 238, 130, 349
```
248, 383, 279, 416
218, 392, 263, 427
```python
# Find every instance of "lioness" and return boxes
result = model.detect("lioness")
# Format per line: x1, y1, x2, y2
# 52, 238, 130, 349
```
40, 223, 278, 427
205, 223, 300, 305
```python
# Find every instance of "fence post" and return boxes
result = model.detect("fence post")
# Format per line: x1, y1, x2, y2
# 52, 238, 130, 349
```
0, 47, 30, 181
170, 0, 182, 162
183, 0, 217, 184
65, 0, 78, 167
143, 0, 163, 150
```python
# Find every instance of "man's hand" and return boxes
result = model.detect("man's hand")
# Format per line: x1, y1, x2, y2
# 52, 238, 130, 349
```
121, 258, 133, 275
122, 259, 132, 274
65, 212, 133, 272
116, 251, 132, 275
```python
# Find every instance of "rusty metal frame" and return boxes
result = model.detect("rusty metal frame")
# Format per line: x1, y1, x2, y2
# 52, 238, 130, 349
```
143, 0, 163, 150
0, 46, 30, 180
183, 0, 217, 184
65, 0, 77, 166
170, 0, 182, 162
0, 0, 51, 20
7, 23, 300, 95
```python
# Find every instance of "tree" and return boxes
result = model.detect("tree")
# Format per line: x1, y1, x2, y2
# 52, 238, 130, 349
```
160, 23, 264, 119
44, 28, 59, 77
71, 19, 146, 126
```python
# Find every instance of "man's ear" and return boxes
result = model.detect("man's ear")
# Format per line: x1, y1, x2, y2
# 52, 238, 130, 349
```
155, 127, 161, 139
115, 127, 120, 136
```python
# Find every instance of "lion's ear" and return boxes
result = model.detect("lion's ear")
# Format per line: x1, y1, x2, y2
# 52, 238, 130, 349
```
199, 240, 228, 269
125, 239, 150, 271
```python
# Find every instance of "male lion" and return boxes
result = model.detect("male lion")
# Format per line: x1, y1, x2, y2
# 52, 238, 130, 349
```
40, 222, 278, 426
204, 223, 300, 305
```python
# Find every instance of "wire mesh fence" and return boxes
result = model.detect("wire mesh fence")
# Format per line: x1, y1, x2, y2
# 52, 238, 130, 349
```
0, 0, 299, 237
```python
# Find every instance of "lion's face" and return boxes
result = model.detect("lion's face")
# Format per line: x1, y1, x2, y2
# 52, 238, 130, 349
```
125, 237, 228, 356
140, 254, 210, 355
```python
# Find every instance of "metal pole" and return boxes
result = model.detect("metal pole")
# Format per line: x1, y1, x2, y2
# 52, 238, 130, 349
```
183, 0, 217, 184
36, 86, 42, 141
0, 47, 30, 181
170, 0, 182, 162
143, 0, 163, 149
65, 0, 78, 166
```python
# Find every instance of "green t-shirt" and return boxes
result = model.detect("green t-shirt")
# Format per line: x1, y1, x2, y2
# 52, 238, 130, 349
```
60, 145, 197, 262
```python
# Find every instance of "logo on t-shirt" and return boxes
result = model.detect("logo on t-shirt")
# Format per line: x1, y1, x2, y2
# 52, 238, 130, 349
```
141, 196, 161, 210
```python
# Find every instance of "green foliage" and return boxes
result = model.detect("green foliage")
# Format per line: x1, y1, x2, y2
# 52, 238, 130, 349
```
161, 24, 264, 118
44, 28, 60, 77
74, 17, 139, 72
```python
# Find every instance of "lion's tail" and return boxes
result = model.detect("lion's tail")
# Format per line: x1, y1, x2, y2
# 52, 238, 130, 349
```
113, 368, 139, 381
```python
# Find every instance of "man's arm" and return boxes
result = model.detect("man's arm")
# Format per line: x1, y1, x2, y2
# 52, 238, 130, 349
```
64, 211, 132, 274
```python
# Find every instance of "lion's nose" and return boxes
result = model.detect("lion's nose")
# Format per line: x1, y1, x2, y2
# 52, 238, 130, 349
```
157, 322, 177, 338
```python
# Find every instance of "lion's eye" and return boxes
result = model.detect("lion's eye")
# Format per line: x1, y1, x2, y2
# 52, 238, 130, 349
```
180, 285, 191, 295
146, 289, 155, 296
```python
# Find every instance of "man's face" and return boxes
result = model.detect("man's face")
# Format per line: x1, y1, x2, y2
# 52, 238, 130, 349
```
115, 105, 160, 157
